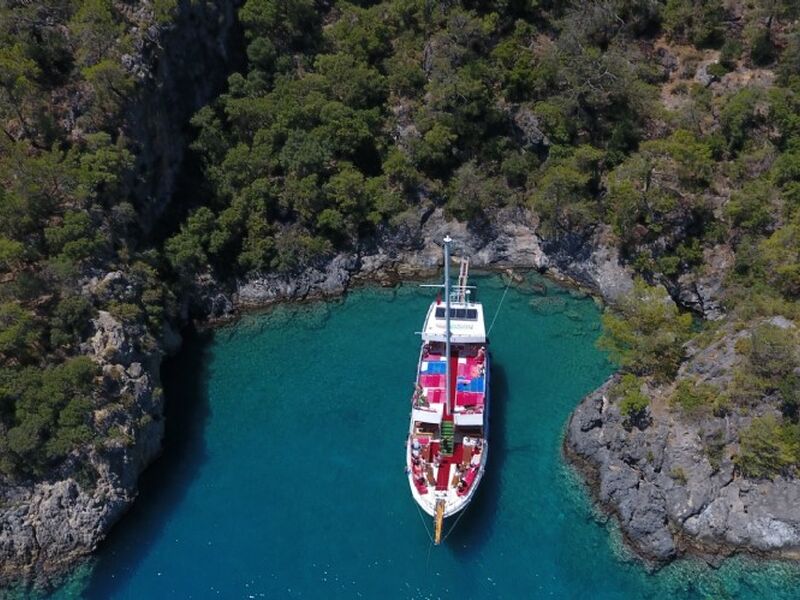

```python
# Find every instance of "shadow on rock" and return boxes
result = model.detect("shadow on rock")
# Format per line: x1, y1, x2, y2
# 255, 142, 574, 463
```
82, 325, 213, 599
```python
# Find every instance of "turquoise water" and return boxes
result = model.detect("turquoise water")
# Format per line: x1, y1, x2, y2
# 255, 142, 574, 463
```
49, 274, 800, 598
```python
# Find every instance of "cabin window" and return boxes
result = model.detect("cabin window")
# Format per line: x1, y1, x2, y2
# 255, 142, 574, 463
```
434, 308, 478, 320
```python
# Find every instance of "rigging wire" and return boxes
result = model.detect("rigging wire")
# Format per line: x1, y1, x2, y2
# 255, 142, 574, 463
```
415, 499, 435, 544
441, 495, 471, 543
487, 272, 513, 335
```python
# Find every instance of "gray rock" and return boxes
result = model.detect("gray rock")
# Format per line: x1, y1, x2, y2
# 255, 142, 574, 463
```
566, 320, 800, 566
91, 311, 134, 364
507, 104, 550, 150
543, 227, 635, 303
696, 63, 718, 87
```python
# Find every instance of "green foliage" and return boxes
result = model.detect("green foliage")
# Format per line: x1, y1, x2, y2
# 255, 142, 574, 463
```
663, 0, 726, 48
0, 356, 98, 477
670, 378, 721, 414
736, 414, 800, 479
0, 237, 24, 271
50, 295, 94, 349
531, 146, 604, 234
750, 27, 776, 67
720, 88, 765, 154
598, 279, 694, 380
44, 211, 104, 262
0, 302, 41, 362
613, 373, 650, 423
761, 219, 800, 298
720, 39, 742, 71
725, 179, 776, 233
747, 322, 799, 382
445, 161, 509, 223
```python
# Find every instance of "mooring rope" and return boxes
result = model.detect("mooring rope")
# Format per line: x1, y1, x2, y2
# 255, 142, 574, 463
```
487, 273, 513, 335
415, 499, 435, 544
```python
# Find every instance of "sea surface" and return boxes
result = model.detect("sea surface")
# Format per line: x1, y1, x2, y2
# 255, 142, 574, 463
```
47, 274, 800, 599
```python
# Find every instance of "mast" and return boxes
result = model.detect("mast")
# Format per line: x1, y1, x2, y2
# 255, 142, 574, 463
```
443, 235, 452, 416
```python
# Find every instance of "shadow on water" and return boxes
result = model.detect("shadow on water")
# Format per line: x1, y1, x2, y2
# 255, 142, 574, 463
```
82, 326, 213, 599
446, 361, 509, 555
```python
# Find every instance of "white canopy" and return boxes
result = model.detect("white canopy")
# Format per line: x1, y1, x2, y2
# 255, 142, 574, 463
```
412, 405, 443, 425
454, 412, 483, 426
421, 301, 486, 344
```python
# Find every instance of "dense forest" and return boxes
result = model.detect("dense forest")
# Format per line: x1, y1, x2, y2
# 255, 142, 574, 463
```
2, 0, 800, 482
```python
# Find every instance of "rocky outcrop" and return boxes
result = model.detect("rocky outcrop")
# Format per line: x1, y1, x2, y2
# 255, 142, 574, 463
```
0, 307, 164, 585
666, 244, 733, 321
565, 320, 800, 565
0, 0, 240, 587
227, 208, 635, 314
542, 226, 636, 303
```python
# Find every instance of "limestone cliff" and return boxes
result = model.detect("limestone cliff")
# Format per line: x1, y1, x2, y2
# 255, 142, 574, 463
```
0, 0, 240, 586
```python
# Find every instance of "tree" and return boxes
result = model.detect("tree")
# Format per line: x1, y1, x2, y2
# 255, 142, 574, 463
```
663, 0, 726, 48
0, 237, 25, 272
445, 160, 507, 223
598, 279, 693, 379
736, 414, 799, 479
49, 295, 94, 349
0, 302, 41, 362
725, 179, 777, 234
613, 373, 650, 427
531, 146, 604, 234
164, 207, 217, 275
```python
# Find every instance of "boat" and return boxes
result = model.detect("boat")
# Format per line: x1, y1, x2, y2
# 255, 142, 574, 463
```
406, 236, 489, 544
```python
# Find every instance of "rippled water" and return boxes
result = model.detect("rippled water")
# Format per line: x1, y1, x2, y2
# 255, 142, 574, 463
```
43, 274, 800, 598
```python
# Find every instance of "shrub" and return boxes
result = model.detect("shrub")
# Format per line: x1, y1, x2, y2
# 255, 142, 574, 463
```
748, 322, 799, 382
49, 295, 94, 349
613, 374, 650, 423
719, 39, 741, 70
670, 378, 720, 414
598, 279, 694, 380
670, 466, 688, 485
750, 28, 776, 67
736, 414, 800, 479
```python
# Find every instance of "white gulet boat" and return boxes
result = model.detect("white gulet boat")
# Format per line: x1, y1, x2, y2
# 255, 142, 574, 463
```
406, 236, 490, 544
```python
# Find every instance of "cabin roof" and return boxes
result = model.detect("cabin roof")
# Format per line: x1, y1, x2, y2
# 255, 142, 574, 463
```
421, 301, 486, 343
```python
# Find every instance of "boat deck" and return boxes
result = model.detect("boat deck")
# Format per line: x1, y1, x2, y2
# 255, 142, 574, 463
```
418, 350, 486, 414
408, 434, 485, 514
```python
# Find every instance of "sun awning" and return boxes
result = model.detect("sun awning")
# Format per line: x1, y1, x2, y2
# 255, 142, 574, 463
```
412, 406, 443, 424
454, 412, 483, 426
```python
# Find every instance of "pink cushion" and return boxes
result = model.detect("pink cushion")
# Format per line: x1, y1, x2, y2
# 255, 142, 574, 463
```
419, 374, 443, 387
456, 392, 484, 406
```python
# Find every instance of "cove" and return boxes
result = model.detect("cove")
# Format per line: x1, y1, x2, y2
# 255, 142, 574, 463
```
51, 274, 800, 599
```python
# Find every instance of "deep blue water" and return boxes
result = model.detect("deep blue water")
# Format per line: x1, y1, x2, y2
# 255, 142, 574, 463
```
46, 274, 800, 598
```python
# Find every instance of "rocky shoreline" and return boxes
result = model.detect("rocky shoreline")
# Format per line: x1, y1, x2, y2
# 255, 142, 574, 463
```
564, 318, 800, 566
0, 199, 640, 588
3, 198, 793, 587
2, 0, 795, 590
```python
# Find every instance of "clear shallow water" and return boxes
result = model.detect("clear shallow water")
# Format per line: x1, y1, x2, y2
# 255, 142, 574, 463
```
44, 274, 800, 599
